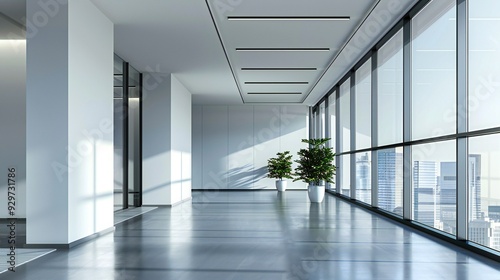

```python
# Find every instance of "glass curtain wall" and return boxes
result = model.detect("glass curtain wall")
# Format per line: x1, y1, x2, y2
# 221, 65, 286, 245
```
310, 0, 500, 255
377, 29, 404, 215
312, 107, 320, 138
467, 0, 500, 251
339, 79, 351, 197
411, 0, 456, 141
319, 101, 326, 139
355, 59, 372, 204
411, 0, 457, 233
327, 93, 336, 191
328, 90, 337, 151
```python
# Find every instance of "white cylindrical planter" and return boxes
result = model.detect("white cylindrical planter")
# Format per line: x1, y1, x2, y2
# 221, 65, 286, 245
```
276, 180, 287, 191
308, 184, 325, 203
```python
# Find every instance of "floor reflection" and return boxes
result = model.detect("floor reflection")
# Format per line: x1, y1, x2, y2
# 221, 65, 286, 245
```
4, 191, 500, 279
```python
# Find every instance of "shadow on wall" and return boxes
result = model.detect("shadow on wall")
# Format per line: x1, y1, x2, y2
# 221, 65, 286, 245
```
224, 165, 267, 190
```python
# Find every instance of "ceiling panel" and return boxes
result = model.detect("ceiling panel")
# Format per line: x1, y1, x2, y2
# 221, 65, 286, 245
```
243, 93, 304, 104
237, 71, 319, 85
207, 0, 376, 103
210, 0, 373, 17
233, 51, 330, 68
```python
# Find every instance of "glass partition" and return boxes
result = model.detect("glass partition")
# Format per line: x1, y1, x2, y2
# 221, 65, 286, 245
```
114, 55, 142, 211
128, 65, 142, 207
114, 55, 125, 211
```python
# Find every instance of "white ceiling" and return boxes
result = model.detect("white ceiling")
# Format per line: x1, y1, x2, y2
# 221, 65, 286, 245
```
1, 0, 418, 105
207, 0, 376, 104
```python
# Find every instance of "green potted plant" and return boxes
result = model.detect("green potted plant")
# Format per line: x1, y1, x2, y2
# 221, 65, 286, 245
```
294, 138, 336, 202
267, 151, 294, 191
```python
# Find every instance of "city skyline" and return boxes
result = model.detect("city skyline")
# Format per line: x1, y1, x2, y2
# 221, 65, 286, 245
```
349, 150, 500, 251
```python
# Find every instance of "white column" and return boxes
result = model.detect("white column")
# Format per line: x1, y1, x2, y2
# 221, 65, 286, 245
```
26, 0, 114, 245
142, 73, 172, 205
142, 74, 192, 206
171, 75, 192, 203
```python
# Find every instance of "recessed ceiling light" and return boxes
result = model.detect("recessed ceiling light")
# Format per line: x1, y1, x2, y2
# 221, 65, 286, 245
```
247, 92, 302, 95
236, 48, 330, 52
245, 81, 309, 85
227, 16, 350, 21
241, 67, 317, 71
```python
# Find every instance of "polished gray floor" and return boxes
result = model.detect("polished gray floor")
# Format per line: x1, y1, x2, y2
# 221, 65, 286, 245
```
0, 249, 55, 273
114, 206, 158, 225
2, 191, 499, 280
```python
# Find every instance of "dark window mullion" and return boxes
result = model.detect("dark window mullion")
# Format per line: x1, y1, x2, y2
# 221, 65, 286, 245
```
123, 62, 129, 209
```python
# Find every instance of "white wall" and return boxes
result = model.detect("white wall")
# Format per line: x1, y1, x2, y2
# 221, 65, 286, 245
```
26, 0, 114, 245
143, 74, 172, 205
192, 102, 203, 191
143, 74, 192, 205
67, 0, 114, 243
192, 105, 309, 190
228, 106, 254, 188
171, 76, 192, 202
201, 106, 228, 189
0, 17, 26, 218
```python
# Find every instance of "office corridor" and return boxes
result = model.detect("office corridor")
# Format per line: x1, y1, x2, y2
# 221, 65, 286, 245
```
2, 191, 499, 280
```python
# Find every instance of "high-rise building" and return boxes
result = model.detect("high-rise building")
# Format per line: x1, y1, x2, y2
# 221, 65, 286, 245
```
413, 161, 438, 228
489, 206, 500, 221
439, 162, 456, 234
469, 155, 482, 220
439, 155, 482, 234
356, 152, 371, 203
469, 218, 490, 247
377, 149, 403, 214
469, 217, 500, 251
